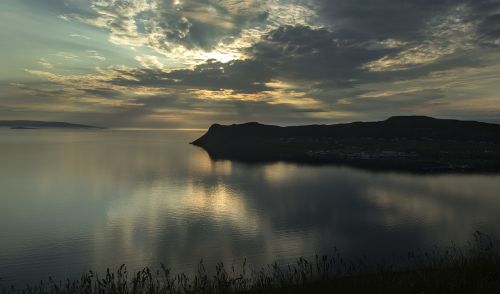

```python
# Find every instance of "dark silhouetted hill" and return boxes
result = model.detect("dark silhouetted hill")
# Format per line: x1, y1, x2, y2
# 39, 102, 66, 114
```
192, 116, 500, 172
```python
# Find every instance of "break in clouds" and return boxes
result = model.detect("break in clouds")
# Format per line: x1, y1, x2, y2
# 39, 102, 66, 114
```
1, 0, 500, 128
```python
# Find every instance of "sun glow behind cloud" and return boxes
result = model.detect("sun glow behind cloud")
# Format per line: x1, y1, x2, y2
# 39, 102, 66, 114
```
1, 0, 500, 127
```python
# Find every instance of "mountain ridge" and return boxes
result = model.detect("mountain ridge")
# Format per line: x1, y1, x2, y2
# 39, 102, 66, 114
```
192, 116, 500, 172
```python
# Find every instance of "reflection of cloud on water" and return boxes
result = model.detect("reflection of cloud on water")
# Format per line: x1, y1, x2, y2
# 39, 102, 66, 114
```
364, 173, 500, 244
183, 182, 259, 232
6, 130, 500, 283
188, 151, 233, 176
367, 188, 456, 229
103, 180, 259, 237
263, 162, 299, 185
90, 177, 262, 271
423, 174, 500, 200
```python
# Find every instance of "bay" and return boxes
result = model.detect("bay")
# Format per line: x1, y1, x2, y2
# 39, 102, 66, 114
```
1, 129, 500, 286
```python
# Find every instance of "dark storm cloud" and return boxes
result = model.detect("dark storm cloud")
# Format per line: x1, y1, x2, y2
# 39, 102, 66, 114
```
242, 9, 498, 88
478, 13, 500, 39
310, 0, 500, 42
12, 0, 500, 128
110, 59, 274, 94
76, 0, 500, 94
247, 26, 395, 86
109, 25, 395, 92
310, 0, 448, 41
108, 12, 499, 100
116, 20, 493, 93
467, 0, 500, 41
167, 59, 275, 93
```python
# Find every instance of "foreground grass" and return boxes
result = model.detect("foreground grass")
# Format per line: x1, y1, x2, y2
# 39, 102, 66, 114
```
2, 232, 500, 293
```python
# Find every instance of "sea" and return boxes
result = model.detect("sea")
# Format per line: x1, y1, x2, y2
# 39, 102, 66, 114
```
1, 129, 500, 286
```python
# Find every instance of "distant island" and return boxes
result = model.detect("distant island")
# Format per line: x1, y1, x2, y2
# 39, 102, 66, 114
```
0, 120, 104, 130
192, 116, 500, 172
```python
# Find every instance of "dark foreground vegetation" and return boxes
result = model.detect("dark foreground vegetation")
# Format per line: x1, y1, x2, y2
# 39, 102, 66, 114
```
2, 232, 500, 293
192, 116, 500, 172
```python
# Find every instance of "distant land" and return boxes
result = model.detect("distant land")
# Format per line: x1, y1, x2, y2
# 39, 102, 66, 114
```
0, 120, 104, 129
192, 116, 500, 172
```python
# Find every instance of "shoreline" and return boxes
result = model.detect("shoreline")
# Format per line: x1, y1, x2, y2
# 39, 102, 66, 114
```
2, 233, 499, 293
192, 117, 500, 173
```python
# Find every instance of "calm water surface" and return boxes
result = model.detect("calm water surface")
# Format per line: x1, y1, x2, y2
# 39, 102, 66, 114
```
1, 129, 500, 285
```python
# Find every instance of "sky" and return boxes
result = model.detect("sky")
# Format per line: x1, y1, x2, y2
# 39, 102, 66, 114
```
1, 0, 499, 128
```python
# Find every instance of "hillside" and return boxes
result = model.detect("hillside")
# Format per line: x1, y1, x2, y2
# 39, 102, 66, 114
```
191, 116, 500, 172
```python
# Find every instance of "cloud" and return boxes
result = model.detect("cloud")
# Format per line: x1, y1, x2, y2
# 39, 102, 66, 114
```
246, 25, 393, 86
38, 58, 53, 69
113, 18, 495, 98
478, 13, 500, 40
65, 0, 323, 66
134, 55, 165, 70
108, 58, 274, 94
70, 34, 91, 40
310, 0, 498, 41
107, 25, 393, 94
147, 0, 267, 49
297, 0, 500, 79
55, 52, 78, 60
68, 0, 268, 59
58, 15, 70, 21
87, 50, 106, 61
8, 0, 500, 127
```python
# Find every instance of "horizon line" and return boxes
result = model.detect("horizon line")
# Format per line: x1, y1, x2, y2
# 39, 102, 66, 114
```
112, 127, 207, 131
